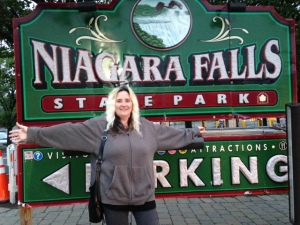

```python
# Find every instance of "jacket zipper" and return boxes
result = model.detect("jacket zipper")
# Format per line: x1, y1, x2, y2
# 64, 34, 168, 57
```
127, 132, 133, 205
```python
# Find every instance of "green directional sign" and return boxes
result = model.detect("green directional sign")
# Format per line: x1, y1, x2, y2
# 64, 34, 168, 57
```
154, 138, 288, 194
21, 137, 288, 204
22, 148, 90, 202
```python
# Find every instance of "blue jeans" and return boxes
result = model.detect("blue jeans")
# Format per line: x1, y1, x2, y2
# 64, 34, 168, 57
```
102, 205, 159, 225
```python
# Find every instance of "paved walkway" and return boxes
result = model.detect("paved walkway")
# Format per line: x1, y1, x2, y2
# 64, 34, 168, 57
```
0, 194, 293, 225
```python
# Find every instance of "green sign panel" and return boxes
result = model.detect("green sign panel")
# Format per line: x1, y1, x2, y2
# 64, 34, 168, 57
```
21, 137, 287, 204
14, 0, 297, 124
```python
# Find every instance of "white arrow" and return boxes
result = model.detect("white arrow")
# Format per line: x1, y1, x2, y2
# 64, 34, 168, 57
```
43, 164, 70, 194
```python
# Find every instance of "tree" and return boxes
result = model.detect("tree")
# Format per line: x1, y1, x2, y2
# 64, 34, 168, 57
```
0, 0, 33, 56
0, 0, 33, 144
0, 58, 16, 144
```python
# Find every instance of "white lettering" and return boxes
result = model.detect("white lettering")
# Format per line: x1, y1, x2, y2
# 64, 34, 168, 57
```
32, 40, 58, 84
142, 57, 163, 81
73, 50, 95, 83
193, 54, 210, 81
76, 98, 86, 108
266, 155, 288, 182
264, 40, 281, 79
120, 55, 141, 82
145, 96, 153, 106
60, 46, 72, 83
174, 95, 183, 106
229, 48, 247, 79
95, 52, 119, 82
217, 94, 227, 104
207, 51, 228, 80
164, 56, 186, 81
231, 157, 258, 184
239, 93, 249, 104
47, 152, 53, 159
99, 97, 107, 108
195, 95, 206, 105
153, 160, 172, 188
54, 98, 63, 109
246, 45, 264, 79
179, 159, 204, 187
212, 158, 222, 186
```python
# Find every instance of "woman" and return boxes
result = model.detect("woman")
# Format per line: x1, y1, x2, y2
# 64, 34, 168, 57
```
10, 85, 205, 225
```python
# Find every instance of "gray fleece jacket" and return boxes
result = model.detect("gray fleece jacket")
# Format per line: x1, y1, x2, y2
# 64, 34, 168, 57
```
27, 116, 201, 206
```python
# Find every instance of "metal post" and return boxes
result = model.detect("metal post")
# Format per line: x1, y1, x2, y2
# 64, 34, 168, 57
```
262, 118, 268, 126
286, 103, 300, 225
185, 121, 192, 128
7, 144, 18, 204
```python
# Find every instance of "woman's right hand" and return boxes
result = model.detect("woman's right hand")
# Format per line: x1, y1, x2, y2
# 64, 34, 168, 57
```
199, 126, 206, 135
9, 122, 28, 145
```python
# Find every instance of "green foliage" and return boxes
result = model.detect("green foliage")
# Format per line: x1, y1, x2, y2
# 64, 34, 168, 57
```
0, 0, 33, 50
0, 0, 33, 140
133, 23, 166, 48
0, 58, 16, 144
134, 4, 157, 16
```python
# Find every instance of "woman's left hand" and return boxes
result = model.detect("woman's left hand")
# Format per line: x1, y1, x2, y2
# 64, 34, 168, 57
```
9, 122, 28, 145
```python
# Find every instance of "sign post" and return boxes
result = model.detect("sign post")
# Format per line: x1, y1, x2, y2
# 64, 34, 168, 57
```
286, 104, 300, 225
20, 205, 32, 225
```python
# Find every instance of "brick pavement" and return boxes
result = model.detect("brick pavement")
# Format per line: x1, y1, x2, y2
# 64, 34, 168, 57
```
0, 194, 292, 225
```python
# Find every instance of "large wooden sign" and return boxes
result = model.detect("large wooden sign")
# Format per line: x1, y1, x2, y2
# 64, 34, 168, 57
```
13, 0, 297, 125
13, 0, 294, 206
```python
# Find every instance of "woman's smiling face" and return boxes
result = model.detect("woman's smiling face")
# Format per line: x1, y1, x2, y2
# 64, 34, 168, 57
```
115, 90, 133, 121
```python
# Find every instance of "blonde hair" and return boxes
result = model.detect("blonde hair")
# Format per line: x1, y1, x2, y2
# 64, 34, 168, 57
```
105, 86, 141, 134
